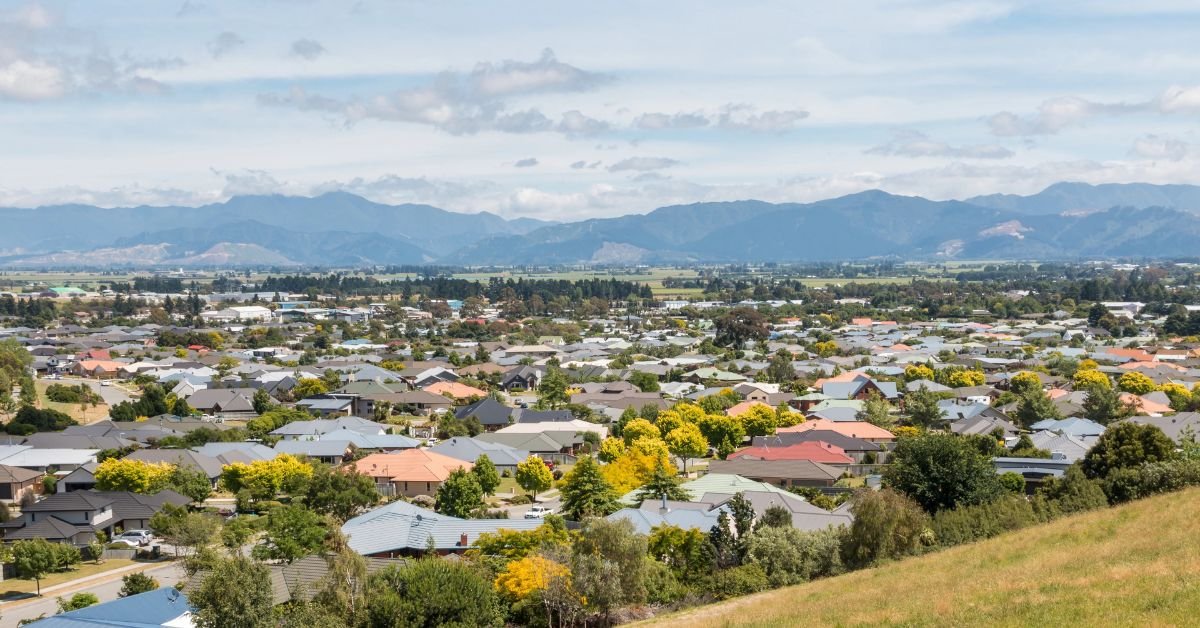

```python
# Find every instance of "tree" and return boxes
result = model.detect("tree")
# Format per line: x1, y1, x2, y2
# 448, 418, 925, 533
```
664, 423, 707, 473
536, 367, 570, 409
559, 455, 620, 520
304, 464, 379, 522
94, 458, 173, 494
602, 437, 674, 493
1073, 368, 1111, 391
757, 504, 793, 529
884, 432, 1003, 513
715, 306, 768, 348
11, 539, 58, 596
119, 572, 159, 597
621, 418, 660, 445
251, 389, 275, 414
744, 526, 844, 586
696, 412, 746, 456
516, 455, 553, 499
291, 378, 329, 400
598, 437, 626, 463
1117, 371, 1157, 395
253, 504, 327, 563
943, 369, 984, 388
628, 371, 660, 393
150, 504, 220, 559
367, 559, 500, 628
709, 511, 739, 568
1014, 388, 1061, 428
633, 465, 691, 505
215, 356, 240, 379
57, 593, 99, 613
903, 385, 946, 429
648, 524, 715, 584
570, 518, 648, 620
737, 404, 778, 437
903, 364, 935, 382
191, 557, 274, 628
1035, 465, 1108, 515
763, 351, 797, 384
1081, 384, 1134, 426
472, 454, 501, 496
856, 391, 895, 428
435, 468, 485, 518
1008, 371, 1043, 396
167, 464, 213, 503
842, 488, 929, 568
1081, 422, 1176, 480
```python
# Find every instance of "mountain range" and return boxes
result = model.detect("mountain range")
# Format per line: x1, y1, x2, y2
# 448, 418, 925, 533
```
5, 182, 1200, 267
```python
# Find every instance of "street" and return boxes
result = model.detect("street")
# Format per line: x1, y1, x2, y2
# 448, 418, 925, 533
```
0, 562, 184, 626
63, 377, 133, 407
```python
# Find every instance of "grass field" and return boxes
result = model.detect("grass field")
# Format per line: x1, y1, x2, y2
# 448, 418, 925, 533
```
34, 380, 111, 425
645, 487, 1200, 627
0, 559, 137, 598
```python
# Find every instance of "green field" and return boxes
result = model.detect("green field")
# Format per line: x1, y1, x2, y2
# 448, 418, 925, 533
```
645, 487, 1200, 627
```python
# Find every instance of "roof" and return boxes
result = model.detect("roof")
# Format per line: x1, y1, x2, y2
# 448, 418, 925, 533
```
124, 449, 224, 478
429, 437, 530, 467
23, 490, 114, 512
620, 472, 792, 505
0, 463, 42, 484
353, 449, 472, 483
777, 419, 895, 440
341, 499, 541, 555
729, 441, 854, 465
752, 431, 881, 452
423, 381, 487, 398
26, 587, 192, 628
455, 397, 515, 425
707, 458, 843, 482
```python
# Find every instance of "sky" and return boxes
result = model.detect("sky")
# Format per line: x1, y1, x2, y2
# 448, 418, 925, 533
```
5, 1, 1200, 220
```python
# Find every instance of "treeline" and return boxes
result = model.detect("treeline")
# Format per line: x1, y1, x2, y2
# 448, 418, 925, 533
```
252, 274, 653, 301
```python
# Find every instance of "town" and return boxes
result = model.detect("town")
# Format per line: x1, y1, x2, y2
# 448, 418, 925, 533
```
0, 263, 1197, 626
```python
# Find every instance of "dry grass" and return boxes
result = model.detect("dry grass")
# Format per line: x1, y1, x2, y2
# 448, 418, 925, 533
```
0, 559, 138, 598
34, 380, 111, 425
643, 487, 1200, 628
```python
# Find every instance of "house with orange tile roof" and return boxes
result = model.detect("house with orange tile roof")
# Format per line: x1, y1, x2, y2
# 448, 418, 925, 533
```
353, 450, 473, 498
423, 381, 488, 400
777, 419, 896, 444
71, 359, 126, 379
729, 441, 854, 465
725, 400, 774, 417
1120, 392, 1173, 416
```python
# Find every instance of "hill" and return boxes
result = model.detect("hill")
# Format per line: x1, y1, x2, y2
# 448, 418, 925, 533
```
645, 487, 1200, 627
967, 181, 1200, 215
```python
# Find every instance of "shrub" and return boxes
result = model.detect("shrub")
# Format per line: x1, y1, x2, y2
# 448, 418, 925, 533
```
703, 564, 770, 600
931, 495, 1039, 548
743, 526, 845, 586
1034, 465, 1109, 516
1102, 458, 1200, 504
411, 495, 436, 509
842, 489, 930, 568
506, 494, 534, 505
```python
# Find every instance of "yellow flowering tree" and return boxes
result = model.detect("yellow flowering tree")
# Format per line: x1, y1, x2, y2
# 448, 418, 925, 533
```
495, 555, 570, 600
602, 436, 674, 494
220, 454, 313, 498
94, 458, 173, 493
1073, 368, 1111, 391
621, 418, 660, 445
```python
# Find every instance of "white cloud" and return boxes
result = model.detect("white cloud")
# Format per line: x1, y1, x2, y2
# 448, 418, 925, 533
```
290, 38, 326, 61
867, 130, 1013, 159
718, 104, 809, 132
634, 111, 709, 129
987, 85, 1200, 136
207, 31, 245, 58
1157, 85, 1200, 113
608, 157, 680, 172
513, 157, 539, 168
0, 59, 64, 100
1130, 134, 1188, 161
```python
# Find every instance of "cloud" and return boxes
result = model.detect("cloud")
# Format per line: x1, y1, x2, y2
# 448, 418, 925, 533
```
513, 157, 539, 168
634, 111, 710, 129
570, 160, 601, 169
259, 48, 610, 136
207, 31, 244, 58
867, 130, 1013, 159
608, 157, 680, 172
217, 168, 284, 196
717, 104, 809, 132
290, 38, 326, 61
1130, 134, 1188, 161
987, 85, 1200, 136
0, 59, 64, 100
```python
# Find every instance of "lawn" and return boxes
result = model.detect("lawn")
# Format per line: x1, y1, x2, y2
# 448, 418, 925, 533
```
0, 559, 138, 598
644, 486, 1200, 627
34, 380, 111, 425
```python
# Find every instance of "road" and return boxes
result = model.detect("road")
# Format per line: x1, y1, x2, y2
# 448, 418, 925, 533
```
65, 377, 133, 406
500, 493, 562, 520
1, 562, 184, 626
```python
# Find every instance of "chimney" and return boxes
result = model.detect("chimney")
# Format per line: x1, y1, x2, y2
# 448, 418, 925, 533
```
459, 532, 468, 546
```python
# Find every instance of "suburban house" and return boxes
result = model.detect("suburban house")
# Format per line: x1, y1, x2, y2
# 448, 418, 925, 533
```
455, 397, 516, 431
428, 437, 530, 473
185, 388, 258, 418
0, 464, 42, 503
706, 458, 843, 488
352, 450, 473, 498
500, 365, 542, 391
1, 489, 190, 544
31, 588, 195, 628
341, 499, 540, 557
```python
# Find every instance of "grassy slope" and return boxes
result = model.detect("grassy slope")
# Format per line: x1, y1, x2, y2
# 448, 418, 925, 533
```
647, 487, 1200, 627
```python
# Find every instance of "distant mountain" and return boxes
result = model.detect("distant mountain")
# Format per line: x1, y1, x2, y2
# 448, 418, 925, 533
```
5, 183, 1200, 267
967, 182, 1200, 215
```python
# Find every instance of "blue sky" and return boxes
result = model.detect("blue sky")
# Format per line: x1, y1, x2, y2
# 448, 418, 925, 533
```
4, 1, 1200, 219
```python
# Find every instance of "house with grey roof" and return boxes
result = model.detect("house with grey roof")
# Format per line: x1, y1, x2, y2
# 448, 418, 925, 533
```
429, 437, 530, 471
341, 499, 540, 557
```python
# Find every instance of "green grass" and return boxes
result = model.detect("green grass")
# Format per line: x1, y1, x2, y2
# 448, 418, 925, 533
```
644, 487, 1200, 627
0, 559, 138, 598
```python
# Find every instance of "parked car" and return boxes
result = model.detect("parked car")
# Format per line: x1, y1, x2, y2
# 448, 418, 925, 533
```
112, 529, 154, 547
524, 506, 555, 519
100, 381, 112, 387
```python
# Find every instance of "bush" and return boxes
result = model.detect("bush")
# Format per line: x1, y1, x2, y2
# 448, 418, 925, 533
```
119, 572, 160, 597
1102, 458, 1200, 504
411, 495, 436, 509
8, 405, 77, 433
703, 564, 770, 600
931, 495, 1039, 548
506, 494, 534, 505
743, 526, 845, 586
842, 489, 930, 568
643, 558, 690, 605
1034, 465, 1109, 516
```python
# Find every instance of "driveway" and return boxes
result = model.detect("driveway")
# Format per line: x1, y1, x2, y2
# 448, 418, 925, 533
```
1, 562, 184, 626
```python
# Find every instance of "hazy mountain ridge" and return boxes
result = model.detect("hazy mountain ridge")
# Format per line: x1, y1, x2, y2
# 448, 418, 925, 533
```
5, 183, 1200, 266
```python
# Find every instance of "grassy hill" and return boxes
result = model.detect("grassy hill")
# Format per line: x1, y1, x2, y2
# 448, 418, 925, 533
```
645, 487, 1200, 627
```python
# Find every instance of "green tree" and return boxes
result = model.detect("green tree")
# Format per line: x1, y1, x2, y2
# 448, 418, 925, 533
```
696, 412, 746, 457
1081, 384, 1134, 426
570, 518, 648, 620
191, 556, 274, 628
56, 592, 99, 613
253, 504, 327, 563
559, 456, 620, 520
856, 390, 895, 428
842, 488, 929, 568
763, 351, 797, 385
291, 378, 329, 400
1014, 388, 1062, 428
304, 464, 379, 522
472, 454, 501, 497
367, 559, 501, 628
150, 504, 220, 559
757, 504, 793, 529
628, 371, 660, 393
1081, 422, 1176, 480
119, 572, 160, 597
167, 464, 213, 503
743, 526, 844, 586
536, 366, 570, 409
515, 455, 553, 499
251, 389, 275, 414
903, 385, 946, 429
647, 524, 715, 585
1035, 465, 1109, 515
633, 465, 691, 506
714, 306, 768, 348
434, 468, 485, 518
11, 539, 58, 596
884, 432, 1003, 513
